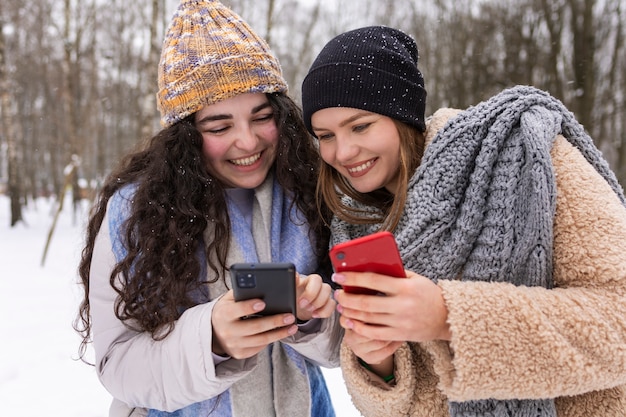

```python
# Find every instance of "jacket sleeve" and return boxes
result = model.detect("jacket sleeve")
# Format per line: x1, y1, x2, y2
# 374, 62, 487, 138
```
426, 135, 626, 401
282, 312, 343, 368
340, 342, 448, 417
90, 210, 257, 412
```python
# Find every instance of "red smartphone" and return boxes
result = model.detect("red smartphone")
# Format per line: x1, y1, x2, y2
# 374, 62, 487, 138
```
329, 231, 405, 294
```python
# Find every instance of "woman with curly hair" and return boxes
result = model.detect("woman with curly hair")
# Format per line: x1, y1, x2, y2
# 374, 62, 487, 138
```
74, 1, 340, 416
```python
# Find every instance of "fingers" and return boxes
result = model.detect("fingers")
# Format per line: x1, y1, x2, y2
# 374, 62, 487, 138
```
332, 271, 404, 296
339, 315, 402, 341
219, 291, 267, 319
211, 290, 299, 359
333, 272, 452, 342
296, 273, 336, 320
343, 329, 402, 364
220, 315, 299, 359
334, 287, 401, 317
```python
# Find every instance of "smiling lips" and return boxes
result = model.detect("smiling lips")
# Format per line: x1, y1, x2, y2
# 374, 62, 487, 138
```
346, 158, 376, 176
231, 152, 262, 166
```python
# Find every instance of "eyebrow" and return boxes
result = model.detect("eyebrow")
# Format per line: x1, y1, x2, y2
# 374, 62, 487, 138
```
312, 111, 374, 131
196, 101, 272, 125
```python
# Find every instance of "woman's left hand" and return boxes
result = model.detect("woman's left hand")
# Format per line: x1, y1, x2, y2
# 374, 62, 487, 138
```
295, 273, 336, 321
343, 328, 402, 369
332, 270, 451, 342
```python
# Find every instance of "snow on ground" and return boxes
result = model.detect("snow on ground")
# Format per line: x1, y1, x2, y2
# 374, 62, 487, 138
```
0, 195, 361, 416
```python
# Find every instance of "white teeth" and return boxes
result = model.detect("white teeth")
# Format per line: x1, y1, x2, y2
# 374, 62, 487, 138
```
231, 153, 261, 166
347, 159, 375, 173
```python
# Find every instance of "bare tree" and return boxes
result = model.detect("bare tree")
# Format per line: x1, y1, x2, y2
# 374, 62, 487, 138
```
540, 0, 566, 98
0, 7, 23, 225
605, 1, 626, 180
568, 0, 597, 130
139, 0, 165, 141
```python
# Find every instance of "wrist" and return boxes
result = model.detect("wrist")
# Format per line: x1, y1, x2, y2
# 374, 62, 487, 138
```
357, 357, 395, 384
435, 285, 452, 341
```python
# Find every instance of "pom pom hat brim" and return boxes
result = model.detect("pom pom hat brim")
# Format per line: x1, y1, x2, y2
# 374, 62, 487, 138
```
157, 0, 288, 128
302, 26, 426, 133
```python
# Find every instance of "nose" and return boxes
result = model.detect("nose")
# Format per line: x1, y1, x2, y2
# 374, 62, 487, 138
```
334, 135, 359, 163
234, 124, 258, 151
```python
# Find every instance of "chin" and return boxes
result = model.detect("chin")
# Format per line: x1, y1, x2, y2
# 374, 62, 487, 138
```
352, 183, 382, 194
231, 173, 269, 189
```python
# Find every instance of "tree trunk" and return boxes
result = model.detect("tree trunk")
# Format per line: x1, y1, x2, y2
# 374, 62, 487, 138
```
139, 0, 162, 140
41, 161, 77, 266
568, 0, 596, 131
0, 10, 23, 226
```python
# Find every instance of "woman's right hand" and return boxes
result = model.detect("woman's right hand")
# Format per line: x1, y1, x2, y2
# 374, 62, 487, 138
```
333, 270, 451, 342
211, 290, 298, 359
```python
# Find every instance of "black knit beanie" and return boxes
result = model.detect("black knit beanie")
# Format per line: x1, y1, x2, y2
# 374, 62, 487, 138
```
302, 26, 427, 134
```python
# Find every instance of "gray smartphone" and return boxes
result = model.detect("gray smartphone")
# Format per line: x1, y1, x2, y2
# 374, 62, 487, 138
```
230, 262, 297, 318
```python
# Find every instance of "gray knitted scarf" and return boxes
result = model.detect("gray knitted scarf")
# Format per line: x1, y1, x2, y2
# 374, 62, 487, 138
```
331, 85, 626, 417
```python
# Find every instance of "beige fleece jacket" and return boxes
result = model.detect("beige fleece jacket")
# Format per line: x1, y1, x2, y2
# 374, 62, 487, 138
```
340, 108, 626, 417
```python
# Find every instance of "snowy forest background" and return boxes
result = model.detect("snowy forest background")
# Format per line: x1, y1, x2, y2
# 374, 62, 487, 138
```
2, 0, 626, 226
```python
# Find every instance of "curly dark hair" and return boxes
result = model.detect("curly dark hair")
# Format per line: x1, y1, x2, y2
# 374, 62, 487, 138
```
74, 93, 332, 361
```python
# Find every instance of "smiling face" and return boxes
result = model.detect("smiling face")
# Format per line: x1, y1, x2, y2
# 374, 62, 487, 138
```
194, 93, 278, 189
311, 107, 402, 194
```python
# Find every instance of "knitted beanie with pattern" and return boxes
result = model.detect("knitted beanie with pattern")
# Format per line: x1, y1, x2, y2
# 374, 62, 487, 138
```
157, 0, 288, 128
302, 26, 427, 133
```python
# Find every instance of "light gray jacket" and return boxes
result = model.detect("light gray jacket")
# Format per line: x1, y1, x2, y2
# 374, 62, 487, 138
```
89, 176, 341, 416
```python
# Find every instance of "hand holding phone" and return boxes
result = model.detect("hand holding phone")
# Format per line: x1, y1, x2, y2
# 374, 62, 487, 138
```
329, 231, 405, 294
230, 262, 296, 318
